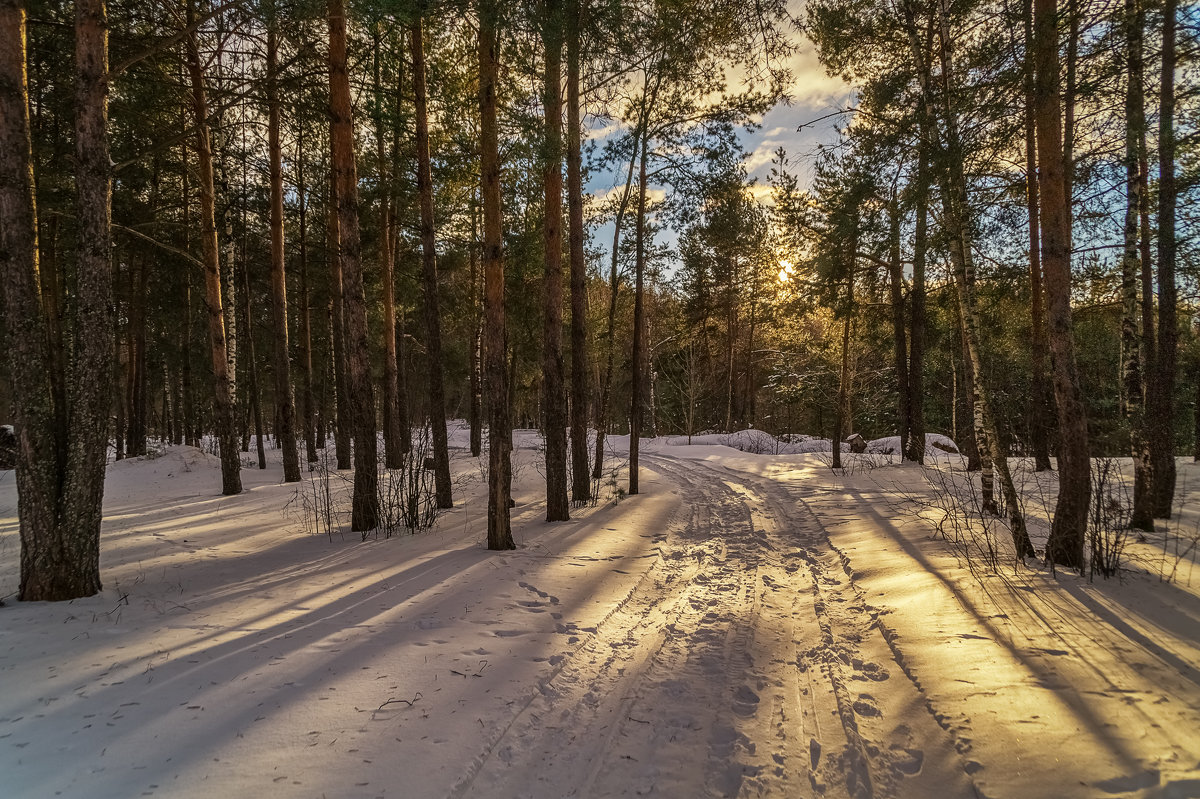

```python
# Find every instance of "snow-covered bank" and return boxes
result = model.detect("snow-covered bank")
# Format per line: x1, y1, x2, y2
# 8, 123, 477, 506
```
1, 431, 1198, 798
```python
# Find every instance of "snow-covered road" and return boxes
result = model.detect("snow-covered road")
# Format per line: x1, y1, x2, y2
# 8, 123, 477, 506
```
458, 454, 971, 798
2, 435, 1199, 798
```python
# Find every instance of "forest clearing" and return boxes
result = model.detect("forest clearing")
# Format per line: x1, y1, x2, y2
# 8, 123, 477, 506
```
2, 0, 1198, 796
3, 429, 1199, 798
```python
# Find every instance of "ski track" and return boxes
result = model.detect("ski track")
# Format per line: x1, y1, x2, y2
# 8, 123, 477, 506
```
452, 453, 975, 799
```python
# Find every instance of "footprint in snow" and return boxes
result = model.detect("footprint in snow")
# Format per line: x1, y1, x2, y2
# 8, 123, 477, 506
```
852, 694, 881, 717
732, 685, 760, 717
895, 748, 925, 775
850, 658, 890, 682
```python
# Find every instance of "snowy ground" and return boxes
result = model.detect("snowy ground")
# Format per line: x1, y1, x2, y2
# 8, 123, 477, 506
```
1, 429, 1199, 799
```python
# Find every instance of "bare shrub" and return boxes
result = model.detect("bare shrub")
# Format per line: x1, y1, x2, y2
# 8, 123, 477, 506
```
286, 429, 442, 542
285, 447, 347, 541
1088, 458, 1130, 580
373, 426, 440, 540
886, 457, 1017, 574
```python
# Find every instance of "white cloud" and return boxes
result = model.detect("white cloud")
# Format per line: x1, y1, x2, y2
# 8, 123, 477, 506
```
744, 140, 787, 172
786, 41, 853, 108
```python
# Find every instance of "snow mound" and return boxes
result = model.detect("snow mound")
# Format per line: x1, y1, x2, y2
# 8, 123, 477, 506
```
866, 433, 959, 455
664, 429, 959, 457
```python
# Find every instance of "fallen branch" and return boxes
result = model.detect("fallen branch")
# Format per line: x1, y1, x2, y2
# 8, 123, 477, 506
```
375, 692, 422, 711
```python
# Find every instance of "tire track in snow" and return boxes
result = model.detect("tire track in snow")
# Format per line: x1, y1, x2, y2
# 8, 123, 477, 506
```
451, 454, 972, 799
451, 458, 799, 798
679, 457, 977, 798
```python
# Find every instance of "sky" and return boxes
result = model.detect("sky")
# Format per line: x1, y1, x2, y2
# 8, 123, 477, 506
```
582, 21, 855, 277
736, 34, 856, 198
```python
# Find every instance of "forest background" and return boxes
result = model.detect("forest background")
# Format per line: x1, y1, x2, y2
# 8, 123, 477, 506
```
0, 0, 1197, 600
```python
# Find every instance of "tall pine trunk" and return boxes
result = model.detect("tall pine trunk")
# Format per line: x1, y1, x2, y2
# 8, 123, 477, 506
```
374, 24, 403, 470
329, 0, 378, 531
567, 0, 590, 503
127, 254, 148, 456
541, 1, 570, 520
185, 0, 241, 496
479, 0, 514, 549
411, 17, 453, 510
389, 80, 412, 458
266, 12, 300, 483
592, 128, 638, 481
629, 126, 650, 495
1062, 0, 1077, 257
297, 119, 318, 464
327, 127, 352, 469
2, 0, 112, 600
469, 200, 483, 458
1122, 0, 1153, 530
832, 231, 854, 472
75, 0, 120, 577
909, 0, 1035, 556
181, 137, 198, 448
1023, 0, 1053, 471
944, 192, 1035, 556
1149, 0, 1178, 517
887, 194, 910, 458
904, 127, 928, 464
240, 240, 266, 469
1033, 0, 1090, 568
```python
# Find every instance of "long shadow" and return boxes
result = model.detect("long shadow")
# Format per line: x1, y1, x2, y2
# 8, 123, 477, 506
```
2, 474, 680, 798
766, 466, 1156, 786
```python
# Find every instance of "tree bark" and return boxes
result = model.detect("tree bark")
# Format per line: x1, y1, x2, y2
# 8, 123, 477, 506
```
904, 122, 928, 464
62, 0, 114, 593
832, 232, 853, 472
944, 192, 1035, 556
39, 213, 66, 455
1122, 0, 1153, 531
1023, 0, 1053, 471
375, 23, 403, 471
390, 75, 412, 458
1033, 0, 1090, 568
1149, 0, 1178, 517
240, 239, 266, 469
592, 126, 638, 481
469, 200, 483, 458
541, 0, 570, 520
724, 258, 739, 432
1062, 0, 1077, 256
127, 254, 148, 457
214, 37, 238, 443
960, 277, 995, 512
479, 0, 514, 550
567, 0, 590, 503
297, 119, 318, 464
266, 11, 300, 483
887, 194, 909, 458
181, 138, 197, 448
327, 123, 351, 470
329, 0, 378, 531
629, 125, 650, 495
185, 0, 241, 496
411, 16, 453, 510
2, 0, 107, 601
923, 0, 1034, 556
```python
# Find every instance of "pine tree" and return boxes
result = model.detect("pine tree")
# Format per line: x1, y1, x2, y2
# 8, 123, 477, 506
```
541, 0, 570, 519
1033, 0, 1089, 569
411, 15, 453, 510
329, 0, 378, 532
479, 0, 514, 550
